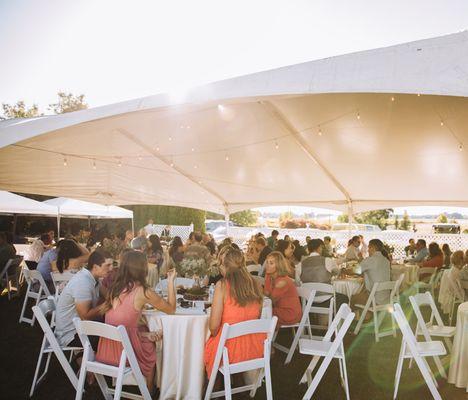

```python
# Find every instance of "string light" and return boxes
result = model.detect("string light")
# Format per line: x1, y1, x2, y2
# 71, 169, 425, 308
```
417, 94, 421, 97
275, 142, 279, 149
194, 165, 198, 169
138, 155, 142, 160
391, 96, 395, 102
459, 144, 464, 152
168, 136, 172, 141
155, 146, 160, 152
191, 148, 195, 152
357, 112, 360, 120
93, 160, 97, 170
118, 159, 122, 167
318, 127, 322, 136
225, 155, 229, 161
440, 121, 444, 126
63, 156, 67, 166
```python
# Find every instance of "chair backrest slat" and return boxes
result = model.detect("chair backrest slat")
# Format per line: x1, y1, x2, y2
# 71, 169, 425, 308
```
74, 319, 122, 342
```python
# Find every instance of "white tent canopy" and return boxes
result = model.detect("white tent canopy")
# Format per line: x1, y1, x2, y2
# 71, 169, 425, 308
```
43, 197, 133, 219
0, 191, 58, 216
1, 31, 468, 215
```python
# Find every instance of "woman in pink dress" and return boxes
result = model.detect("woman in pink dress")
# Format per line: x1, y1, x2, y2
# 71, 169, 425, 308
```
264, 251, 302, 327
204, 247, 265, 378
96, 251, 177, 392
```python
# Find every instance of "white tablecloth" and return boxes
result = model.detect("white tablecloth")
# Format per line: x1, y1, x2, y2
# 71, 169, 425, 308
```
332, 278, 363, 299
448, 302, 468, 390
391, 264, 419, 286
145, 299, 273, 400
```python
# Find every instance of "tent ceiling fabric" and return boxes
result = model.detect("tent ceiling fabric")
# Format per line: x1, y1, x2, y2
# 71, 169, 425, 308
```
0, 191, 58, 216
43, 197, 133, 219
1, 32, 468, 214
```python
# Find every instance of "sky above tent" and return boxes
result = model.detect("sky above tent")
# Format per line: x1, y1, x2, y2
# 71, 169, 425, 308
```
2, 0, 468, 216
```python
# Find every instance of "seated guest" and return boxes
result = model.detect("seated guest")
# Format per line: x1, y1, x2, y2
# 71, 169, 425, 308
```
204, 248, 264, 377
406, 239, 428, 264
55, 251, 113, 346
275, 239, 296, 277
322, 236, 334, 258
168, 236, 184, 269
184, 231, 212, 267
147, 234, 163, 271
351, 239, 391, 314
292, 239, 307, 263
101, 248, 132, 290
442, 243, 452, 268
404, 239, 416, 257
300, 239, 348, 307
459, 259, 468, 299
37, 241, 62, 292
264, 252, 301, 326
256, 236, 272, 266
267, 230, 279, 250
0, 231, 17, 270
97, 251, 176, 392
52, 239, 89, 273
344, 236, 363, 262
446, 250, 466, 301
26, 233, 52, 270
203, 233, 217, 256
419, 242, 443, 270
123, 230, 134, 248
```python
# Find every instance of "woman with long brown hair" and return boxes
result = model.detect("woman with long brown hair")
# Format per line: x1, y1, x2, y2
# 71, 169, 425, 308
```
204, 247, 265, 377
264, 251, 301, 327
96, 250, 176, 392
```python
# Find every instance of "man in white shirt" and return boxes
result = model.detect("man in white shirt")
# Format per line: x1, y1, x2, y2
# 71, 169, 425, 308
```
143, 219, 157, 237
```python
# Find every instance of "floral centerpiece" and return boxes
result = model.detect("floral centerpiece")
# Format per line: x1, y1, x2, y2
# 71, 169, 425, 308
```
178, 257, 208, 279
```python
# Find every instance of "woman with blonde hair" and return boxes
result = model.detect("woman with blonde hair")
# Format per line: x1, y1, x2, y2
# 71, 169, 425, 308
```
96, 250, 177, 392
204, 247, 265, 377
264, 251, 301, 327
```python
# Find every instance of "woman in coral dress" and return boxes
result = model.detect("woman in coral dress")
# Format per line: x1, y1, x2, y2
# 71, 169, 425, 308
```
264, 251, 302, 327
204, 247, 265, 377
96, 251, 177, 392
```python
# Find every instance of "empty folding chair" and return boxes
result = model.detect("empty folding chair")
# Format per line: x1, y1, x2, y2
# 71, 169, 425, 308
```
247, 264, 262, 275
19, 268, 52, 325
414, 267, 437, 295
73, 318, 152, 400
303, 283, 336, 339
409, 291, 456, 378
298, 303, 355, 400
204, 316, 278, 400
392, 303, 446, 400
30, 298, 82, 397
272, 287, 316, 364
353, 275, 403, 342
0, 256, 24, 299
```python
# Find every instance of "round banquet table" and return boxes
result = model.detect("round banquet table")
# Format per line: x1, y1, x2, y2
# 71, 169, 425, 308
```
448, 301, 468, 390
332, 277, 364, 300
391, 264, 419, 286
144, 299, 273, 400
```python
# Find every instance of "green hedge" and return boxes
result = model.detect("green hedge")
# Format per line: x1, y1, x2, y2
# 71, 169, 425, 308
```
123, 205, 206, 232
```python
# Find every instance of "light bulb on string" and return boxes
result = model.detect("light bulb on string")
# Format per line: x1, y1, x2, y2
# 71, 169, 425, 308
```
168, 136, 172, 141
357, 112, 360, 120
440, 121, 444, 126
459, 144, 463, 152
318, 127, 322, 136
138, 155, 142, 160
155, 146, 160, 152
417, 94, 421, 97
194, 165, 198, 169
225, 154, 229, 161
191, 148, 195, 152
391, 96, 395, 102
63, 156, 67, 166
93, 160, 97, 170
275, 142, 279, 150
118, 159, 122, 167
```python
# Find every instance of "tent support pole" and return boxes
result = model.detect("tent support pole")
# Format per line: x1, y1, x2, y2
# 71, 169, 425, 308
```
347, 202, 355, 239
57, 215, 60, 239
131, 217, 135, 234
224, 206, 230, 237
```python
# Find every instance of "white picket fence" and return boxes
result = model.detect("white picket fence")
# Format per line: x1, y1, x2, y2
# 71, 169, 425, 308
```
152, 223, 193, 241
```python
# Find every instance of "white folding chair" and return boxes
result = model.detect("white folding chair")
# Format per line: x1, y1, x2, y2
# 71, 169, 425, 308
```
272, 287, 316, 364
299, 303, 355, 400
353, 275, 403, 342
0, 256, 23, 299
155, 277, 194, 292
30, 298, 82, 397
414, 267, 437, 295
392, 303, 446, 400
252, 275, 265, 287
409, 291, 456, 379
73, 318, 152, 400
19, 268, 52, 325
303, 283, 336, 338
204, 316, 278, 400
51, 271, 74, 299
446, 276, 465, 326
247, 264, 262, 274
